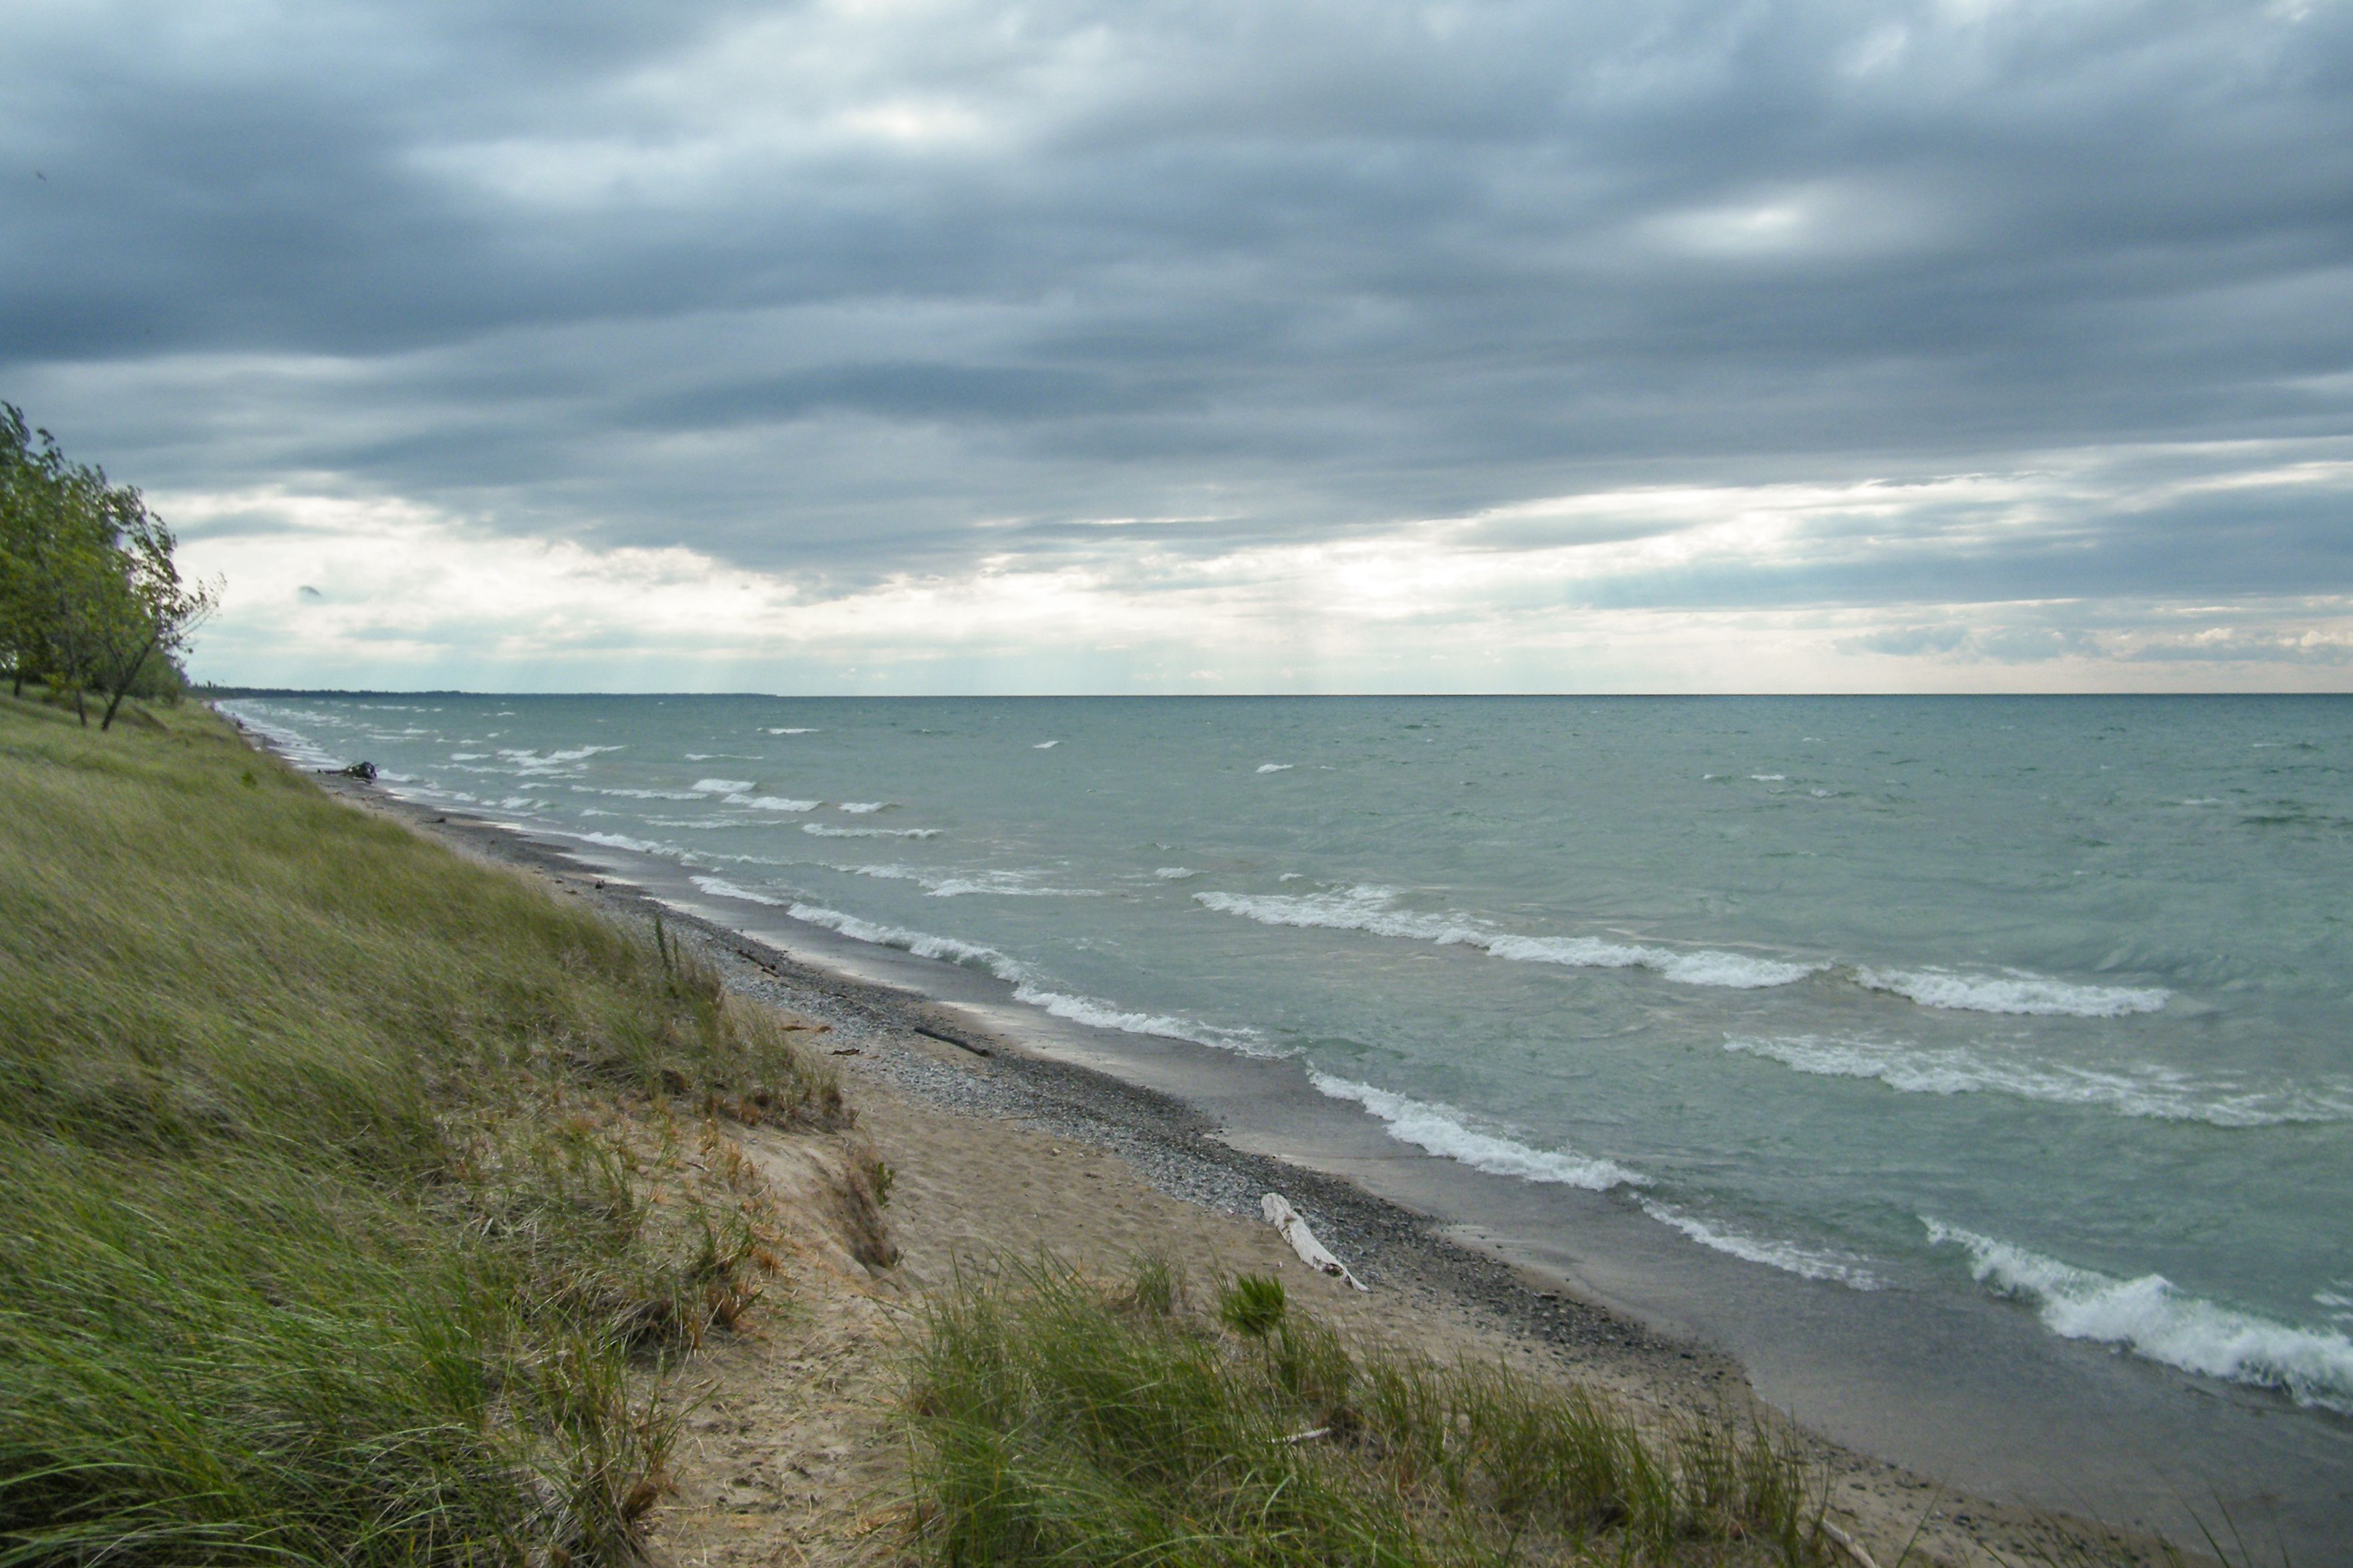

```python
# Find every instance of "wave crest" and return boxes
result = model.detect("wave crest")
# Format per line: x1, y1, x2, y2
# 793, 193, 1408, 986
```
1726, 1036, 2352, 1126
1307, 1073, 1645, 1191
1925, 1220, 2353, 1414
1637, 1200, 1881, 1289
1196, 886, 1819, 990
724, 792, 818, 812
802, 823, 942, 838
1857, 967, 2167, 1017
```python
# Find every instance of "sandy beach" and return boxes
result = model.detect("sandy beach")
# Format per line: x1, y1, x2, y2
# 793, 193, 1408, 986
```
274, 762, 2217, 1568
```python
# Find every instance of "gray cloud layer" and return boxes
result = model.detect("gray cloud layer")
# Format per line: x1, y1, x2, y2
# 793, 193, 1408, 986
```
5, 0, 2351, 626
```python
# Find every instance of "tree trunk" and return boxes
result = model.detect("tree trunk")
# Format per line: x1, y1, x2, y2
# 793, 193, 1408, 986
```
98, 635, 156, 732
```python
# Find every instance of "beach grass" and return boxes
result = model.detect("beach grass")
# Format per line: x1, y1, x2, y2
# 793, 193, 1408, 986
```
903, 1255, 1836, 1567
0, 693, 842, 1565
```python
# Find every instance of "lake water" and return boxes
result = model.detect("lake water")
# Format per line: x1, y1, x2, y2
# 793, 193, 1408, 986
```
231, 694, 2353, 1531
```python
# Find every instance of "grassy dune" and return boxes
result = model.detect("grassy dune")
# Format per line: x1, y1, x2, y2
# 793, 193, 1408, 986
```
0, 696, 843, 1565
906, 1258, 1838, 1568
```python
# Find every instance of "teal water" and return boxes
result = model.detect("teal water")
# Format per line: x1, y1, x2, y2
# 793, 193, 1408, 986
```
232, 695, 2353, 1416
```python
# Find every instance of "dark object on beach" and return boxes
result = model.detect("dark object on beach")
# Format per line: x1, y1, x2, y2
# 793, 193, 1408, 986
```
913, 1022, 991, 1058
831, 1046, 862, 1056
335, 760, 377, 780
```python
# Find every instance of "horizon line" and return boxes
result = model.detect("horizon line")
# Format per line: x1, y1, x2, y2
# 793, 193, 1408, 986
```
196, 685, 2353, 700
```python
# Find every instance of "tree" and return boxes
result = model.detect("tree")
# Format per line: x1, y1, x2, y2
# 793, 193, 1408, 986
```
93, 491, 216, 731
0, 404, 67, 697
0, 404, 217, 724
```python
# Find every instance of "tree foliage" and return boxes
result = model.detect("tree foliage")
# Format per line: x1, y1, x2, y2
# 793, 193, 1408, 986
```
0, 404, 218, 726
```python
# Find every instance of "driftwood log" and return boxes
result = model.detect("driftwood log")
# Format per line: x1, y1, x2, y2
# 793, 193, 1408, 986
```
1261, 1193, 1368, 1291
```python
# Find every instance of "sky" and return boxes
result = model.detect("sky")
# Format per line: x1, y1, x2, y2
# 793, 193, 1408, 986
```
5, 0, 2352, 693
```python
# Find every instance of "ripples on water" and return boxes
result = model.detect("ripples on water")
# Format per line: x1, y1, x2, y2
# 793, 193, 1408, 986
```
230, 694, 2353, 1415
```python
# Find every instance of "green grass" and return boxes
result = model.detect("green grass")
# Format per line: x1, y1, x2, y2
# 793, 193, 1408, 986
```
903, 1257, 1836, 1568
0, 694, 844, 1565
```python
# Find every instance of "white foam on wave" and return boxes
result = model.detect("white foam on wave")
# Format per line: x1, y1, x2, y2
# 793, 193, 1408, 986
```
690, 875, 784, 906
1257, 762, 1293, 773
840, 863, 1097, 899
1725, 1036, 2353, 1127
1857, 966, 2168, 1017
1011, 983, 1267, 1052
692, 777, 755, 794
802, 823, 941, 838
838, 801, 891, 814
1307, 1073, 1646, 1190
499, 744, 621, 774
1196, 886, 1821, 990
785, 903, 1022, 979
1489, 935, 1822, 988
1924, 1220, 2353, 1414
1154, 867, 1197, 880
580, 786, 705, 800
930, 877, 1102, 899
222, 707, 339, 768
1750, 773, 1786, 781
779, 903, 1259, 1052
1637, 1200, 1882, 1289
1033, 740, 1060, 749
725, 792, 820, 812
450, 752, 486, 760
766, 728, 820, 735
559, 829, 678, 857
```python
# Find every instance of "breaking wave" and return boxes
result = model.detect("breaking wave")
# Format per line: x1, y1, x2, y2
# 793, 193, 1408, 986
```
1307, 1074, 1645, 1191
689, 875, 784, 906
841, 863, 1099, 898
557, 829, 679, 857
1724, 1036, 2353, 1126
1637, 1200, 1882, 1289
778, 905, 1257, 1051
724, 792, 819, 812
499, 745, 620, 774
1856, 967, 2169, 1017
1925, 1221, 2353, 1414
1196, 886, 1820, 990
785, 903, 1018, 977
802, 823, 942, 838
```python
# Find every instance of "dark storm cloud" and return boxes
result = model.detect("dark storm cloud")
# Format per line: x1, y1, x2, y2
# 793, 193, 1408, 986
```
5, 0, 2352, 607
